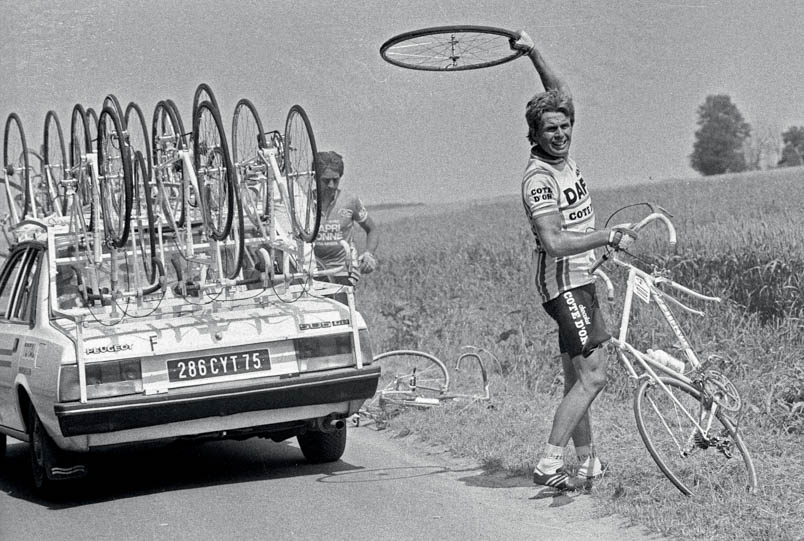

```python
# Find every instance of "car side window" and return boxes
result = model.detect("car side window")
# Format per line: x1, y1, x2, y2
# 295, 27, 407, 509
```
11, 248, 41, 323
0, 250, 27, 320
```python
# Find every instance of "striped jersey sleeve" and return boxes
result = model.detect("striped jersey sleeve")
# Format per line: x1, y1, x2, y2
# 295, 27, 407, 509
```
522, 169, 559, 220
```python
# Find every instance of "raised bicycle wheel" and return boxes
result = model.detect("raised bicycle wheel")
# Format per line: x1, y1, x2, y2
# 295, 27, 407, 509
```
283, 105, 321, 242
3, 113, 31, 222
43, 110, 68, 216
193, 99, 235, 240
97, 106, 133, 248
152, 100, 185, 229
633, 376, 757, 496
69, 104, 94, 218
380, 25, 526, 71
132, 150, 157, 282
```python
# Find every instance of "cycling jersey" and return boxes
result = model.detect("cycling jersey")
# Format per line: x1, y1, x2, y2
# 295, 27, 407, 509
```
313, 189, 368, 272
521, 146, 596, 302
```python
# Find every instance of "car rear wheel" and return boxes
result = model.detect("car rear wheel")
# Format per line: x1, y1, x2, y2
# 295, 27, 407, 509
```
297, 426, 347, 463
29, 403, 58, 495
0, 433, 6, 464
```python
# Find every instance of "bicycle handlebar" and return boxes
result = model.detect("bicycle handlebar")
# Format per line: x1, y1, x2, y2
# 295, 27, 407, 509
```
588, 211, 677, 276
632, 212, 677, 248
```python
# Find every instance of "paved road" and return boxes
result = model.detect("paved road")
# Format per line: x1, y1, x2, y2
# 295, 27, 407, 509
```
0, 426, 661, 540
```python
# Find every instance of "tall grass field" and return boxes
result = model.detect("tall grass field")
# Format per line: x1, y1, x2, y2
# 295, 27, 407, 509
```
356, 167, 804, 541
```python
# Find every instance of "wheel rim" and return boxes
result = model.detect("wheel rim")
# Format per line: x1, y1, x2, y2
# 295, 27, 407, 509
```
635, 377, 757, 495
125, 102, 153, 181
373, 350, 450, 398
194, 101, 233, 240
233, 99, 267, 223
152, 101, 184, 229
380, 25, 525, 71
70, 104, 92, 214
44, 111, 67, 215
4, 113, 31, 221
283, 105, 321, 242
98, 106, 132, 247
30, 412, 47, 488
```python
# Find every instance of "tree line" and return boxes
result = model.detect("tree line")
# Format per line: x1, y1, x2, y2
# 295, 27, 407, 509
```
690, 94, 803, 176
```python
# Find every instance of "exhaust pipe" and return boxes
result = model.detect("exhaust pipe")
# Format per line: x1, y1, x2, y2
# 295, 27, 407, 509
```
315, 415, 345, 433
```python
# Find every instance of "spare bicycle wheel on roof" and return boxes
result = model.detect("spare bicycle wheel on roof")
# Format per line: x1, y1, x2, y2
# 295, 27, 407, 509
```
380, 25, 526, 71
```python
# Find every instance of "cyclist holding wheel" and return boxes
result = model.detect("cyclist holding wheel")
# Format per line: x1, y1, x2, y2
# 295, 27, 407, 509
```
314, 151, 380, 288
513, 30, 637, 490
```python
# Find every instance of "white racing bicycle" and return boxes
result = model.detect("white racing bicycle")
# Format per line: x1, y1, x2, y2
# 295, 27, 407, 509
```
591, 207, 757, 496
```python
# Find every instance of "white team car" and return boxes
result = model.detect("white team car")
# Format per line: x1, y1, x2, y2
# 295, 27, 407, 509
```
0, 220, 379, 494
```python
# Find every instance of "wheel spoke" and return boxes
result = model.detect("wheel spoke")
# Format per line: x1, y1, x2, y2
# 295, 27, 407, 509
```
194, 102, 233, 239
635, 377, 757, 495
381, 26, 525, 71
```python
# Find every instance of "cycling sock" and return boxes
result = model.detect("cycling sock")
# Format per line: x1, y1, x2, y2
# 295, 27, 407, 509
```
543, 443, 564, 460
535, 443, 565, 474
575, 444, 594, 461
576, 456, 606, 479
535, 457, 563, 475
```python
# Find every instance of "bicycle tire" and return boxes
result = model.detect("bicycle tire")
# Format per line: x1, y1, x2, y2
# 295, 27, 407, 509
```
192, 83, 221, 125
165, 99, 188, 149
372, 350, 450, 399
380, 25, 526, 71
220, 194, 244, 280
3, 113, 31, 221
152, 100, 185, 229
43, 110, 68, 215
85, 107, 99, 147
633, 376, 757, 496
97, 106, 133, 248
69, 104, 93, 220
132, 150, 157, 282
103, 94, 126, 126
283, 104, 321, 242
232, 98, 266, 167
193, 99, 235, 240
125, 101, 153, 180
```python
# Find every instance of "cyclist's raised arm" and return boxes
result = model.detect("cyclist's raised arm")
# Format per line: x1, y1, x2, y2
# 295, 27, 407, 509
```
512, 30, 571, 96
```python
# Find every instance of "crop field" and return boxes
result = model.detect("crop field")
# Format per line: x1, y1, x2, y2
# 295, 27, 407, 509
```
358, 167, 804, 540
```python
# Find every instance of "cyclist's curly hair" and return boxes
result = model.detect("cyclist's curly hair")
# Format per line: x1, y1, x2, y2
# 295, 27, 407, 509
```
525, 90, 575, 145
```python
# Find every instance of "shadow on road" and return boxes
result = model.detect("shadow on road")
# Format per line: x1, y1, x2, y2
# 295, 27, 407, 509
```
0, 436, 362, 509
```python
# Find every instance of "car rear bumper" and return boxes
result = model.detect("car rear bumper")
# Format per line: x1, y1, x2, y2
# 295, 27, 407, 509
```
55, 365, 380, 438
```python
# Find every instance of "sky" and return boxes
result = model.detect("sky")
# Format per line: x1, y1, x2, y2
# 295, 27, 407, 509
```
1, 0, 802, 205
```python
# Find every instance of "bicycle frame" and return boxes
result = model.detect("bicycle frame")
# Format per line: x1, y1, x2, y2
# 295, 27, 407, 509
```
594, 212, 728, 438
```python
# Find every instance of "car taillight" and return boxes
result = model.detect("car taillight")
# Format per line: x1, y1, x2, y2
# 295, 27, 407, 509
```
294, 330, 373, 371
359, 329, 374, 365
59, 359, 143, 401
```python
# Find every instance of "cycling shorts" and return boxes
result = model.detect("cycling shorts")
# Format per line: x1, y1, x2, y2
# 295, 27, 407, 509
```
542, 283, 611, 358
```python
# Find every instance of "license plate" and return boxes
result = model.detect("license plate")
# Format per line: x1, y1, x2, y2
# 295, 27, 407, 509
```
167, 349, 271, 382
